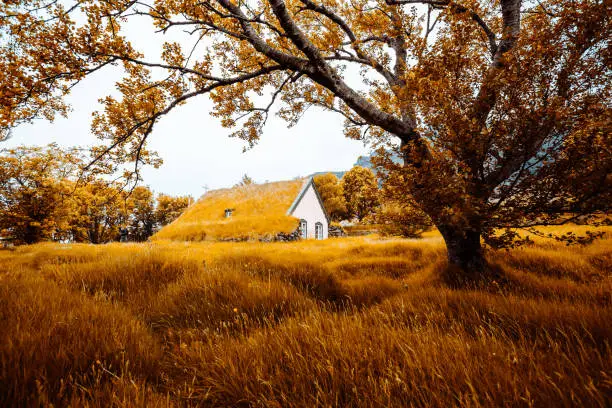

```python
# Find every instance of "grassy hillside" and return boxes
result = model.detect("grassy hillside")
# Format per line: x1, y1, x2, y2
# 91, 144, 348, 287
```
0, 227, 610, 407
153, 179, 305, 241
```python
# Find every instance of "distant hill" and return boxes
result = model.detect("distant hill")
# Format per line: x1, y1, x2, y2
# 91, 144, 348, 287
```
309, 152, 401, 180
355, 155, 373, 168
309, 170, 346, 179
309, 155, 375, 179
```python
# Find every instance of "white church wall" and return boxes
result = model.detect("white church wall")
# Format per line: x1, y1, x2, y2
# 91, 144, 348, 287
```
290, 183, 329, 239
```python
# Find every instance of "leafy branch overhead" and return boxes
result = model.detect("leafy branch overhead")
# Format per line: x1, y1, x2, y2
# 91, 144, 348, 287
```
1, 0, 609, 271
1, 1, 545, 152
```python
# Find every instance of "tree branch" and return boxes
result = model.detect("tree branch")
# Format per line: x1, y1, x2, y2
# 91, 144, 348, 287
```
263, 0, 418, 141
387, 0, 498, 56
298, 0, 398, 86
86, 65, 283, 170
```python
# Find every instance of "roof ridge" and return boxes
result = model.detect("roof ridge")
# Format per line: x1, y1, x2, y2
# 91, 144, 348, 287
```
286, 177, 330, 224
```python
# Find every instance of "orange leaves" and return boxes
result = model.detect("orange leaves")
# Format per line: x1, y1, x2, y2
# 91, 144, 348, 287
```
0, 0, 136, 137
1, 0, 609, 250
313, 173, 347, 221
0, 144, 193, 244
0, 144, 84, 244
341, 166, 380, 221
156, 194, 194, 227
161, 42, 186, 69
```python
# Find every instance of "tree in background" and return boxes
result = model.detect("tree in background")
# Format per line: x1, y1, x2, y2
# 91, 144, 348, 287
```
0, 145, 81, 244
156, 194, 194, 227
374, 170, 432, 237
68, 181, 129, 244
127, 186, 156, 242
2, 0, 609, 278
341, 167, 380, 222
313, 173, 347, 221
0, 146, 191, 244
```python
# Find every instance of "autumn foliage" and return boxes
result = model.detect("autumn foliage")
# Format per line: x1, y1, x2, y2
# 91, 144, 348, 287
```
156, 194, 194, 227
313, 173, 347, 221
1, 0, 609, 275
0, 145, 81, 243
0, 145, 192, 244
341, 166, 380, 222
1, 1, 610, 405
68, 179, 131, 244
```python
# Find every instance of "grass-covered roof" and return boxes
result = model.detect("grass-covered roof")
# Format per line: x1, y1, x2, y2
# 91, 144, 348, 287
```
153, 179, 305, 241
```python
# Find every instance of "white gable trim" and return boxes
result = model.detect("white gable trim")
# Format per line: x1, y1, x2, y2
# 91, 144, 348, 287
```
287, 178, 330, 224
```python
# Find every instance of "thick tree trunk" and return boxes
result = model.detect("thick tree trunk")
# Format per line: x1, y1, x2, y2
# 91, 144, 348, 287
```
437, 224, 486, 275
23, 224, 42, 245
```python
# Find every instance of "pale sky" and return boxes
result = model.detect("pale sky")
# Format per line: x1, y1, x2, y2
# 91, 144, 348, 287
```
4, 11, 372, 199
5, 73, 370, 198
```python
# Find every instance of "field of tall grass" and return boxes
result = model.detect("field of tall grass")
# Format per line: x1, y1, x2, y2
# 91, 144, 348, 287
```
1, 227, 610, 407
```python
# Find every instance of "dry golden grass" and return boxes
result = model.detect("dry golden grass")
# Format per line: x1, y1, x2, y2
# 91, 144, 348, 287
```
153, 179, 304, 241
0, 226, 611, 407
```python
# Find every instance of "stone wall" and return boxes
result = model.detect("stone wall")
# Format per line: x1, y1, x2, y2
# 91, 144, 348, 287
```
274, 229, 301, 242
328, 225, 346, 237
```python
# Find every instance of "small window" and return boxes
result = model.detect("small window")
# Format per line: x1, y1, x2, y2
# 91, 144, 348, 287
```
315, 222, 324, 240
224, 208, 233, 218
300, 219, 308, 239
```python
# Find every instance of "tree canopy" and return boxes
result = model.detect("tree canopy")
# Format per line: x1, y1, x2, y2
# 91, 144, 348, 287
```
0, 144, 81, 243
341, 166, 380, 221
0, 144, 192, 244
156, 194, 194, 227
1, 0, 609, 274
313, 173, 347, 221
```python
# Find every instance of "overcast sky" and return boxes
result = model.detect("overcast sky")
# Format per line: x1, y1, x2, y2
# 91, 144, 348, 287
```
4, 11, 372, 199
6, 74, 370, 198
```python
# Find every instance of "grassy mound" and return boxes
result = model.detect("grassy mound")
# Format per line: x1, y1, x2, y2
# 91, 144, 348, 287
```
153, 179, 305, 241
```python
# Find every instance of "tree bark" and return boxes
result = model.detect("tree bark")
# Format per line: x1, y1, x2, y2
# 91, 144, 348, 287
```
437, 223, 486, 274
23, 224, 41, 245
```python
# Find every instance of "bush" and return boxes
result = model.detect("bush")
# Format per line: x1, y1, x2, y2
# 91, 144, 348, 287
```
374, 201, 432, 238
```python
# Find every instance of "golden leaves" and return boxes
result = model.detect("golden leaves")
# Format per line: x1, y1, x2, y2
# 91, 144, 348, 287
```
341, 166, 380, 221
1, 0, 609, 243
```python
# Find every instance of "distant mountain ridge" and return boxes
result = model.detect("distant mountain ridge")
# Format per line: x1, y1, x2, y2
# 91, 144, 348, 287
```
308, 155, 375, 179
309, 170, 346, 179
309, 152, 400, 180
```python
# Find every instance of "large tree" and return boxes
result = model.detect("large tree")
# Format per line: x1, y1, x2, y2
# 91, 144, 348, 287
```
313, 173, 347, 221
341, 166, 380, 221
0, 145, 81, 244
1, 0, 609, 275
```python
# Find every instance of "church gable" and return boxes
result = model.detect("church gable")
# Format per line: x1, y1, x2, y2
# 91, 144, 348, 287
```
288, 179, 329, 239
154, 177, 330, 241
